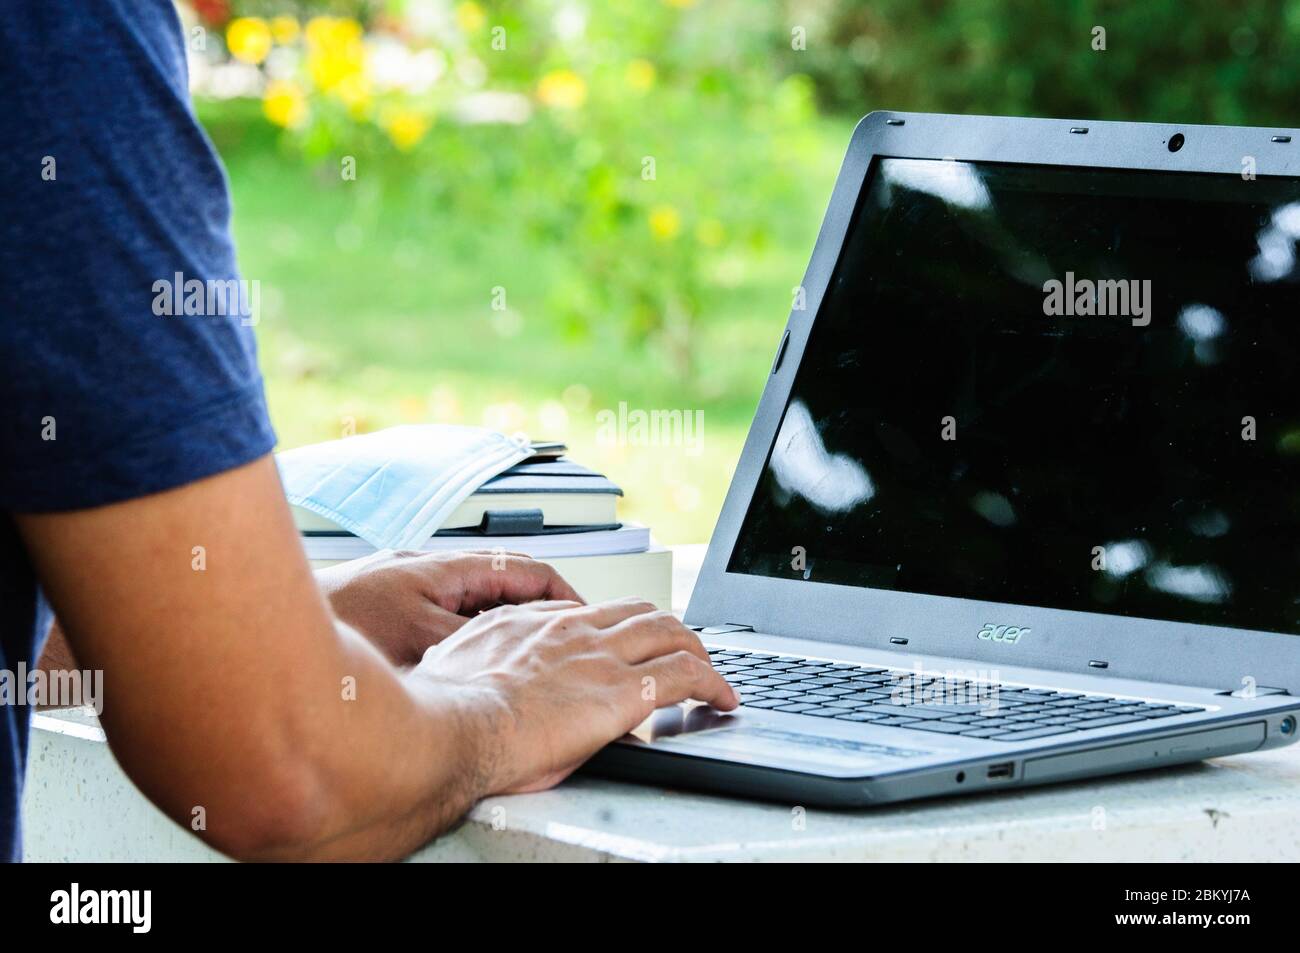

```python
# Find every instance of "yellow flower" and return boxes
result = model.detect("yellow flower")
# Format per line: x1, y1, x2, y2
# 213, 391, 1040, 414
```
335, 73, 373, 118
382, 108, 431, 151
537, 69, 587, 109
305, 15, 362, 48
649, 205, 682, 241
695, 218, 725, 247
263, 80, 308, 128
227, 17, 273, 65
625, 59, 656, 92
270, 16, 300, 45
304, 16, 332, 46
456, 2, 487, 33
305, 16, 367, 94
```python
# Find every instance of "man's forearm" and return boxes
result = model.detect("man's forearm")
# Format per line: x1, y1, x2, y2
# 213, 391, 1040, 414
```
256, 622, 500, 861
37, 560, 386, 676
180, 618, 502, 862
38, 593, 495, 858
44, 613, 494, 861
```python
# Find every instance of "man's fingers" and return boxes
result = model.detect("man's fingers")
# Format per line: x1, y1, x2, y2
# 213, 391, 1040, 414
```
514, 599, 583, 613
636, 651, 739, 712
473, 599, 580, 617
601, 609, 711, 665
434, 554, 585, 613
415, 604, 469, 644
564, 596, 661, 630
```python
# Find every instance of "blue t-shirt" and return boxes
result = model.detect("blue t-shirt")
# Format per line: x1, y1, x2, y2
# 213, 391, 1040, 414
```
0, 0, 276, 860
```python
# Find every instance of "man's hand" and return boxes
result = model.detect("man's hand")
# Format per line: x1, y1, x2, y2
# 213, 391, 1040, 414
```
416, 598, 740, 794
316, 550, 583, 665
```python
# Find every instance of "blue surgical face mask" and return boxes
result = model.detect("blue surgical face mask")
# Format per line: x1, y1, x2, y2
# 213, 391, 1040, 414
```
276, 425, 531, 550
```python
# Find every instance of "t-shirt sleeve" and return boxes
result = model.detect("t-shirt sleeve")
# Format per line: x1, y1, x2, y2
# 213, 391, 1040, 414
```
0, 0, 276, 512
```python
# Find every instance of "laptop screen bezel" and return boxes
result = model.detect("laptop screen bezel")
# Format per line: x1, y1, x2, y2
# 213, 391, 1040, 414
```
685, 111, 1300, 694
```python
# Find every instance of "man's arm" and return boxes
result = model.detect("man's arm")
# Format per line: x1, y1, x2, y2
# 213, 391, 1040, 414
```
38, 549, 584, 677
18, 454, 735, 861
19, 455, 485, 859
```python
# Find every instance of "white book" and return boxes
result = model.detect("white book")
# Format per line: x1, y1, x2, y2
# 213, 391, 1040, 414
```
291, 490, 618, 534
299, 523, 651, 562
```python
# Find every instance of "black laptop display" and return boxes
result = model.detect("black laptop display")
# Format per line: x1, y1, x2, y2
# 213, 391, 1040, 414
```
730, 158, 1300, 636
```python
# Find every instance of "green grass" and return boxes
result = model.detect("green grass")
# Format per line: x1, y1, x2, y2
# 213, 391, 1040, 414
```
205, 99, 848, 542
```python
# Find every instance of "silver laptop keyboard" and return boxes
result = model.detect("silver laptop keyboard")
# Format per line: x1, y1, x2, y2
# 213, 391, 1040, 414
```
707, 647, 1205, 742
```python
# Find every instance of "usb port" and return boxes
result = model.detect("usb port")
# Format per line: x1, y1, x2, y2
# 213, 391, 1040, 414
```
987, 762, 1014, 780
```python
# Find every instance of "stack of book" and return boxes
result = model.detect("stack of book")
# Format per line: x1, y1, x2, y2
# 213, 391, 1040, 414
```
291, 445, 672, 607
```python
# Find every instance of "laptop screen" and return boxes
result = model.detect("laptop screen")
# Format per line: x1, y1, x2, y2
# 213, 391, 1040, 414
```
728, 157, 1300, 635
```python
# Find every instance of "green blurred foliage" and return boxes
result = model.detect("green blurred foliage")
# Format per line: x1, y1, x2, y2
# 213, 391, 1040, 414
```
205, 1, 822, 376
790, 0, 1300, 125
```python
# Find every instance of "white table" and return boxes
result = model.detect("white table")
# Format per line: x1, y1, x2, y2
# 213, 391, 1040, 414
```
22, 545, 1300, 862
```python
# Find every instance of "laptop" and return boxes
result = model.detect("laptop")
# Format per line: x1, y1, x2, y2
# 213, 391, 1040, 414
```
586, 112, 1300, 805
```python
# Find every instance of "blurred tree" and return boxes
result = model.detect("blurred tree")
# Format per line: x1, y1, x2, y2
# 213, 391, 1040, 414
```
785, 0, 1300, 126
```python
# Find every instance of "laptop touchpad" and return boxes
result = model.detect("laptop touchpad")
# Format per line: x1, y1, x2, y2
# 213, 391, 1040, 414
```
626, 704, 939, 776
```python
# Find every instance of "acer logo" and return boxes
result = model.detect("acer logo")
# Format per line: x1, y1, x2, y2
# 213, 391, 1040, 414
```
978, 624, 1029, 644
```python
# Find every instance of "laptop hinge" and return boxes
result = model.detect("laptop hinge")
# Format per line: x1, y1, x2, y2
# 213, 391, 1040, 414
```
697, 623, 754, 635
1218, 684, 1291, 698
